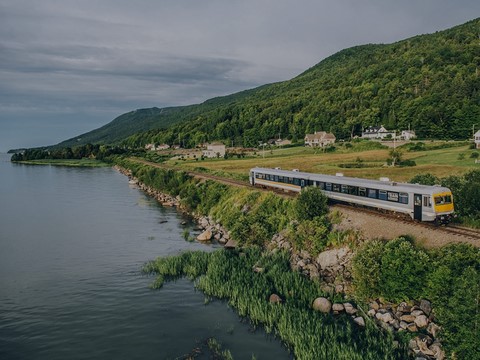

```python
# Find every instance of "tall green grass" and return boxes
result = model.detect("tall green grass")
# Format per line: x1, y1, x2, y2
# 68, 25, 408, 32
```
143, 249, 408, 360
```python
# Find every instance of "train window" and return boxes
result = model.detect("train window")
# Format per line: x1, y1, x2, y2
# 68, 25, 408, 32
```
359, 187, 367, 197
278, 176, 284, 183
399, 193, 408, 204
333, 184, 340, 192
319, 182, 325, 190
325, 183, 332, 191
367, 189, 377, 198
387, 192, 399, 202
294, 178, 300, 186
341, 185, 348, 193
349, 186, 358, 196
274, 175, 279, 182
379, 190, 387, 201
288, 177, 293, 184
425, 197, 432, 207
434, 195, 451, 205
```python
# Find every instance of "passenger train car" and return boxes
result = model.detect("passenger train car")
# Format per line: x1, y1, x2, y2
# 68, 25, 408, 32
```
249, 167, 454, 224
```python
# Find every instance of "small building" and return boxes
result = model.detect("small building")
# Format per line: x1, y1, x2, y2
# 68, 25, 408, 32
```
362, 126, 395, 139
145, 143, 170, 151
400, 130, 416, 141
275, 139, 292, 147
202, 143, 226, 158
304, 131, 336, 147
156, 144, 170, 150
475, 130, 480, 149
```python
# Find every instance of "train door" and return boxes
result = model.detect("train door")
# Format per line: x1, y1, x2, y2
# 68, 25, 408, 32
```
300, 179, 305, 188
414, 194, 422, 221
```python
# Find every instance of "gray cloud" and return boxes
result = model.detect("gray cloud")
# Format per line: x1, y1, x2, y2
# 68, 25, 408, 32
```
0, 0, 479, 151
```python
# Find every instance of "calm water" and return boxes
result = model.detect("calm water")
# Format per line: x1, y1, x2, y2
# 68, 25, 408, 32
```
0, 154, 290, 360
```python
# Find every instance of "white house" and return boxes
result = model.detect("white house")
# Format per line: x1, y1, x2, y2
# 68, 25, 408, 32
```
362, 126, 395, 139
304, 131, 336, 147
475, 130, 480, 149
202, 143, 226, 158
400, 130, 416, 141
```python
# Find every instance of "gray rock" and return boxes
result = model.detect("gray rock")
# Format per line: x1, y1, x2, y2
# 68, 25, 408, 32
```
312, 297, 332, 313
369, 300, 380, 311
332, 303, 345, 312
197, 229, 213, 241
269, 294, 282, 303
411, 310, 424, 317
316, 247, 350, 270
380, 312, 394, 323
429, 342, 445, 360
419, 299, 432, 316
427, 322, 441, 338
335, 284, 344, 293
367, 309, 376, 317
400, 314, 416, 323
407, 323, 418, 332
353, 317, 365, 327
343, 302, 357, 315
224, 239, 238, 248
414, 315, 429, 328
399, 321, 409, 330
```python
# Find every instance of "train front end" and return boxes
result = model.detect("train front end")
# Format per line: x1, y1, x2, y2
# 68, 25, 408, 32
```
433, 191, 455, 224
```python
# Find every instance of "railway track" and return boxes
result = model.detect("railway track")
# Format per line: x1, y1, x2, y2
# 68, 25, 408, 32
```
332, 203, 480, 242
129, 158, 480, 244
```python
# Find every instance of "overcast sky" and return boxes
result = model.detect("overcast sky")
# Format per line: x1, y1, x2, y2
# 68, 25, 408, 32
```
0, 0, 478, 151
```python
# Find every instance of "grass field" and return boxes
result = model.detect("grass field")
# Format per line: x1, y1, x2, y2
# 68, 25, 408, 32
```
167, 142, 480, 182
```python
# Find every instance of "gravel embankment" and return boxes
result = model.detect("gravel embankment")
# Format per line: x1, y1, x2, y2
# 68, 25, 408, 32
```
332, 205, 479, 248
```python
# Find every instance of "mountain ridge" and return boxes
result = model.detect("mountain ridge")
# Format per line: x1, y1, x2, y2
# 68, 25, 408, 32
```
55, 17, 480, 149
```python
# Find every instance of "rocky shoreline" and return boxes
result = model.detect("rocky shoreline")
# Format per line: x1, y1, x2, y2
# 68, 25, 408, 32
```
115, 165, 445, 360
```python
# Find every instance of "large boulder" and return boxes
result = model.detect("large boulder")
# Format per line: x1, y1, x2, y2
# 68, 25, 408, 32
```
197, 229, 213, 241
316, 247, 349, 270
312, 297, 332, 313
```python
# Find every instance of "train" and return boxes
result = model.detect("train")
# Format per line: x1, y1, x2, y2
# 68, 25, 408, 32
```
249, 167, 454, 224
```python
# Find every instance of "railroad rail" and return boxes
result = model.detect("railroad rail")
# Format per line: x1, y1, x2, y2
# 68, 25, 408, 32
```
129, 158, 480, 243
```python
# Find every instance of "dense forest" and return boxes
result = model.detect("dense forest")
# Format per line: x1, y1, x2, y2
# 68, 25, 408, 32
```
52, 18, 479, 150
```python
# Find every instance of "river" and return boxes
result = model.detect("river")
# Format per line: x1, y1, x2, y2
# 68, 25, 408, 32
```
0, 154, 290, 359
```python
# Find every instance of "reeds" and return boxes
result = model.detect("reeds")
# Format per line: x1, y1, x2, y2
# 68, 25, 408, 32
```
144, 248, 408, 359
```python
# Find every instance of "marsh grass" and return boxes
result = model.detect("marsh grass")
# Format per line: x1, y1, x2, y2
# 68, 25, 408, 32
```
145, 249, 408, 359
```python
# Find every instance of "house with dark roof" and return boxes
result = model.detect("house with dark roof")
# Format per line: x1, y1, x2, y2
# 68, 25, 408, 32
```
362, 126, 395, 139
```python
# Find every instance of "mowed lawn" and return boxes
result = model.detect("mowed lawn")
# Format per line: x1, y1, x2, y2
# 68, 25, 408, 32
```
168, 142, 479, 183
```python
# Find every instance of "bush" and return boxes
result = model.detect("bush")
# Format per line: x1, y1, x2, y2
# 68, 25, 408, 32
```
378, 237, 429, 302
351, 240, 384, 300
409, 173, 440, 185
295, 186, 329, 221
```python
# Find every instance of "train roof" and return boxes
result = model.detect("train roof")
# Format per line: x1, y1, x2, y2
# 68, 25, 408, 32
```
251, 167, 452, 195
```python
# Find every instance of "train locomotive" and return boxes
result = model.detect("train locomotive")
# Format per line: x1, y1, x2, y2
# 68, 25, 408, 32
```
249, 167, 454, 224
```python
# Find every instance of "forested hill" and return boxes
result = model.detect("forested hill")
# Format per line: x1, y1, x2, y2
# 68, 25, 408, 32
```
64, 18, 480, 148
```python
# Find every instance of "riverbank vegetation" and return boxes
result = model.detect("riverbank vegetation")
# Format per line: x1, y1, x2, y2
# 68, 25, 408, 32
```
143, 248, 408, 360
120, 158, 479, 358
352, 238, 480, 359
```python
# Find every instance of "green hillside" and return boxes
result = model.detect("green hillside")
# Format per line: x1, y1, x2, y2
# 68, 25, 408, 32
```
62, 18, 480, 148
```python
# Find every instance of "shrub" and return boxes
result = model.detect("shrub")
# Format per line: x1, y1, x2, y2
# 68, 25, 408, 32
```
378, 237, 429, 302
409, 173, 440, 185
294, 186, 329, 221
351, 240, 384, 300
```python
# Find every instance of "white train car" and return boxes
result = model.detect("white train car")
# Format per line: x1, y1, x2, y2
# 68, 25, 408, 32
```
249, 167, 454, 224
